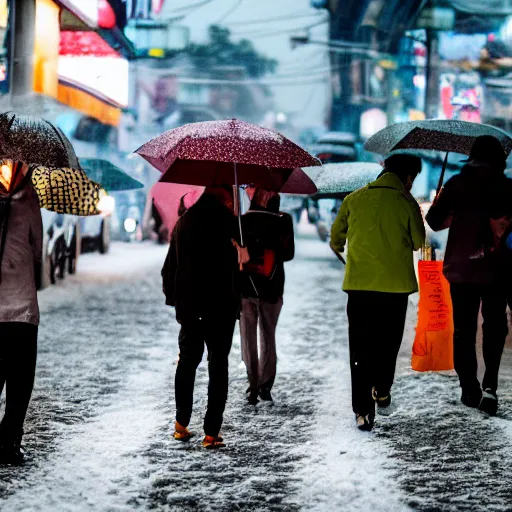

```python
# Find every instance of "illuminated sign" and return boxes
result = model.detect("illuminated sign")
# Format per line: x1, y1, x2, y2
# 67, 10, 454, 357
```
58, 56, 129, 107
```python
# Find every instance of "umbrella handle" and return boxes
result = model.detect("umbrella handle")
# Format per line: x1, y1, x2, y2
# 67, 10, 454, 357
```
435, 151, 449, 202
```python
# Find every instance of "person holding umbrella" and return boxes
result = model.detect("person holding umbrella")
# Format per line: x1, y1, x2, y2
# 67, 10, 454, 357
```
239, 188, 295, 405
0, 114, 102, 465
138, 118, 319, 444
162, 185, 249, 449
426, 135, 512, 416
0, 160, 41, 465
330, 154, 425, 431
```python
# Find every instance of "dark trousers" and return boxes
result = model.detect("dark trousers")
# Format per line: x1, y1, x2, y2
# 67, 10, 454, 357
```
450, 284, 508, 393
0, 322, 38, 440
175, 303, 237, 437
346, 292, 408, 415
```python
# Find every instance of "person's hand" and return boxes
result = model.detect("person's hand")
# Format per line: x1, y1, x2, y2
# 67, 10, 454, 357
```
232, 240, 250, 268
329, 241, 346, 264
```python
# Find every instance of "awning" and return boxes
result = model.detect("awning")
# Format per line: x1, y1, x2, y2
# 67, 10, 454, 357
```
444, 0, 512, 15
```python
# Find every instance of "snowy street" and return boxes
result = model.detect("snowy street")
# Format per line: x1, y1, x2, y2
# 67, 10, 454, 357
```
1, 229, 512, 511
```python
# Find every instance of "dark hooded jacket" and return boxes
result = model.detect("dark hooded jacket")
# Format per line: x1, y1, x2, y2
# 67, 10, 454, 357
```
239, 203, 295, 303
161, 192, 240, 320
426, 161, 512, 285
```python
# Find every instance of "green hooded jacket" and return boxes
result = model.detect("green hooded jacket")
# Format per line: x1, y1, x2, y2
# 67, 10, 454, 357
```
330, 172, 426, 294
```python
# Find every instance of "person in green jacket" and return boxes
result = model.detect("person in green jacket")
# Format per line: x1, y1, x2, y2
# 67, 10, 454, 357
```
330, 154, 425, 431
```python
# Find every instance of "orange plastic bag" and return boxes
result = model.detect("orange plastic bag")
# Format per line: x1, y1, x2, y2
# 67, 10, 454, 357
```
412, 260, 454, 371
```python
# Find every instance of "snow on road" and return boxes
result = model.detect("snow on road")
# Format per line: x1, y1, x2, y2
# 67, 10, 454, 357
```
0, 237, 511, 511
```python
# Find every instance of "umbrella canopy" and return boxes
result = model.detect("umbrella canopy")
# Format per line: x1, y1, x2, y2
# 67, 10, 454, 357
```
31, 165, 101, 216
305, 162, 383, 199
135, 119, 319, 194
151, 183, 204, 237
0, 113, 101, 215
0, 112, 81, 168
364, 120, 512, 157
79, 158, 144, 192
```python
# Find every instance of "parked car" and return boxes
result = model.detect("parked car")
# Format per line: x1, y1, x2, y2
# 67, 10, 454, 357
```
80, 194, 115, 254
114, 189, 146, 243
308, 131, 359, 164
40, 210, 80, 287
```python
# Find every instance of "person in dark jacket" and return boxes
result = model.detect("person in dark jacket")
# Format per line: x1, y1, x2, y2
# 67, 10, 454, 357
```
161, 185, 248, 449
426, 135, 512, 416
239, 188, 295, 404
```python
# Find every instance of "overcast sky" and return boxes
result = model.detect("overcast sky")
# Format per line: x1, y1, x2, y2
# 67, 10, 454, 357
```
158, 0, 331, 128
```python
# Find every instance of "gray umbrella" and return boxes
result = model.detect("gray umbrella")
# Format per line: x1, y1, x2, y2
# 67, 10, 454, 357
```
364, 120, 512, 157
305, 162, 382, 199
0, 112, 81, 168
79, 159, 144, 192
364, 120, 512, 199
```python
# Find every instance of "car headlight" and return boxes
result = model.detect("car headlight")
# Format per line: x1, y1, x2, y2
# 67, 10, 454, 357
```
124, 218, 137, 233
97, 194, 116, 215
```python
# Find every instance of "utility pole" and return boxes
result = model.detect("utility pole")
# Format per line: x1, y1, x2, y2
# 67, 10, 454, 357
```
9, 0, 36, 98
424, 29, 440, 119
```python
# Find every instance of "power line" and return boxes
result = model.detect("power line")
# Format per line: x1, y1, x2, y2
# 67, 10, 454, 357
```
216, 0, 244, 24
231, 18, 328, 39
224, 10, 325, 26
178, 69, 333, 86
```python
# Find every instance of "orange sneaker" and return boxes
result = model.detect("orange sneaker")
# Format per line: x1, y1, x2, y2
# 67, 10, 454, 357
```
173, 421, 193, 442
202, 435, 226, 449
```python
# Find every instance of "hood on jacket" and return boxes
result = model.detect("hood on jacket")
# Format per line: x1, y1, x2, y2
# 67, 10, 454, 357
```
368, 171, 406, 192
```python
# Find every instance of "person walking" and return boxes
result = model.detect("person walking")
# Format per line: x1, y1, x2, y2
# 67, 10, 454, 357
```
0, 161, 42, 465
162, 185, 248, 449
426, 135, 512, 416
330, 154, 425, 431
239, 188, 295, 405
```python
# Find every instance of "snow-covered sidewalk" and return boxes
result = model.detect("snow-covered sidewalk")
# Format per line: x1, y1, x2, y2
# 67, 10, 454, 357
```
0, 239, 511, 511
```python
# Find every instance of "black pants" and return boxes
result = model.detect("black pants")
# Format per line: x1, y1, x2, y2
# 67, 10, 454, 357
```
0, 322, 38, 440
175, 303, 237, 437
346, 292, 408, 415
450, 284, 508, 393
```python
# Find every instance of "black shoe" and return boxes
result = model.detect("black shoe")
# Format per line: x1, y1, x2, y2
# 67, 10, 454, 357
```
355, 412, 375, 432
479, 389, 498, 416
259, 387, 273, 402
461, 388, 482, 409
372, 387, 391, 409
246, 388, 259, 406
0, 436, 25, 466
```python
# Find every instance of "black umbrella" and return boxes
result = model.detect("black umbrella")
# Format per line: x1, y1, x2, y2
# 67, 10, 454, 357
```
364, 120, 512, 198
0, 112, 101, 215
0, 112, 81, 168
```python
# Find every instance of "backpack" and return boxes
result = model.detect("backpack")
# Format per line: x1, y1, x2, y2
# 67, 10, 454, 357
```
242, 248, 276, 278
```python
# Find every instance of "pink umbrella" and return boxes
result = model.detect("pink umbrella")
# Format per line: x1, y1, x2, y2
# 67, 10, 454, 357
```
151, 183, 203, 238
135, 119, 319, 194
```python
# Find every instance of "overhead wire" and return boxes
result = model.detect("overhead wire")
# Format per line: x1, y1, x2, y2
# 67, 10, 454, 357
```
231, 18, 328, 39
224, 10, 325, 26
216, 0, 244, 24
